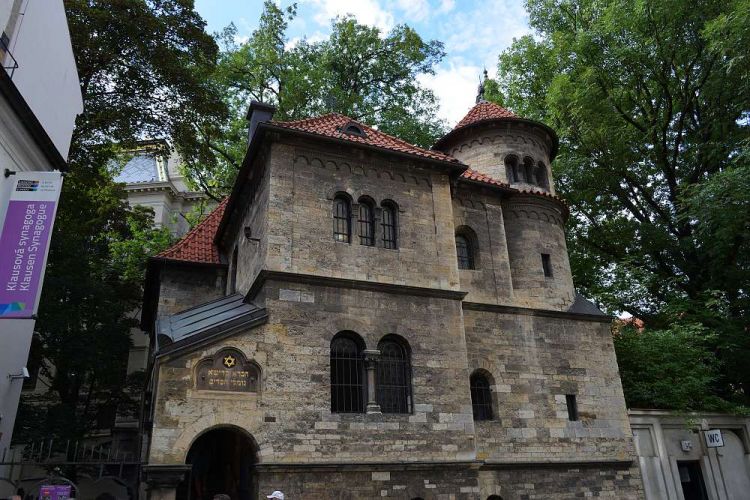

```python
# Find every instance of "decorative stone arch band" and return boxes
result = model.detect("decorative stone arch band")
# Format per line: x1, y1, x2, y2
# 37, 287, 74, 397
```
194, 347, 261, 393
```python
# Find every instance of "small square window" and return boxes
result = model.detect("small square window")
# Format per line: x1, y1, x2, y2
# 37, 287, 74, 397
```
542, 253, 553, 277
565, 394, 578, 421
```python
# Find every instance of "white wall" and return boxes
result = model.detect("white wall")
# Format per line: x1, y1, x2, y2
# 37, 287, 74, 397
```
630, 410, 750, 500
7, 0, 83, 160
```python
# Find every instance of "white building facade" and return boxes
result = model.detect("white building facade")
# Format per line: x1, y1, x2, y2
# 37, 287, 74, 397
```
0, 0, 82, 459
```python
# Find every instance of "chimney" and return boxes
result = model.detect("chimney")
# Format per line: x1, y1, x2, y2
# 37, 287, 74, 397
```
246, 101, 276, 145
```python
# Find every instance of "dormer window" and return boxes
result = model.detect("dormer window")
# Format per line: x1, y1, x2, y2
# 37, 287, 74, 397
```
341, 122, 367, 138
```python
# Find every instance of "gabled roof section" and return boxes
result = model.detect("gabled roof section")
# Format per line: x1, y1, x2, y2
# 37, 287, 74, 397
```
271, 113, 460, 164
155, 198, 227, 265
155, 293, 268, 355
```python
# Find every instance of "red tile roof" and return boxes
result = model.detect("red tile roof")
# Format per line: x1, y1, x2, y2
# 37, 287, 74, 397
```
156, 198, 227, 265
458, 168, 569, 214
453, 101, 518, 130
461, 168, 510, 188
271, 113, 460, 164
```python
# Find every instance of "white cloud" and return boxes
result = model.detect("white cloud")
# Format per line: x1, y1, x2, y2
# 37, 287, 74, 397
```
437, 0, 455, 13
394, 0, 430, 23
305, 0, 395, 32
419, 61, 482, 126
440, 0, 530, 69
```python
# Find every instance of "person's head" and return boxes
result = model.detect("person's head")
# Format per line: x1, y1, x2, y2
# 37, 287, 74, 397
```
266, 492, 284, 500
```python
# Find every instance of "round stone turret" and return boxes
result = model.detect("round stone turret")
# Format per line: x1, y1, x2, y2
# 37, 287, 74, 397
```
438, 102, 574, 310
434, 101, 558, 195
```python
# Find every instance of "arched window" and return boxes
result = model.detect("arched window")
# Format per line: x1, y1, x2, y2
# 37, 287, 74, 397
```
536, 161, 549, 189
470, 371, 493, 421
524, 156, 535, 184
377, 336, 412, 414
456, 227, 477, 269
333, 195, 351, 243
504, 155, 519, 183
381, 201, 398, 249
357, 198, 375, 246
330, 332, 366, 413
487, 496, 504, 500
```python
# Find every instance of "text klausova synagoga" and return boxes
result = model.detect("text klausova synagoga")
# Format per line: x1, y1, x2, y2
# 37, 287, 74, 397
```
139, 96, 645, 499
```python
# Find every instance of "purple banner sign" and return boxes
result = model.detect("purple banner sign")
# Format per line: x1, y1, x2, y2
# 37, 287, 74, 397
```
0, 172, 62, 318
39, 484, 72, 500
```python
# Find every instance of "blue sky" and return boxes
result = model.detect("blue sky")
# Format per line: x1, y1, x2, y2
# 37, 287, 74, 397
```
194, 0, 531, 126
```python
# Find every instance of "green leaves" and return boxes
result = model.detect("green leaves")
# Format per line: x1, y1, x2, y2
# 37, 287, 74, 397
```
180, 1, 447, 197
500, 0, 750, 407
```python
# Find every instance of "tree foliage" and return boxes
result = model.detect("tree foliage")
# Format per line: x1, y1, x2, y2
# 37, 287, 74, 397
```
498, 0, 750, 407
15, 0, 213, 443
614, 323, 725, 411
183, 1, 447, 196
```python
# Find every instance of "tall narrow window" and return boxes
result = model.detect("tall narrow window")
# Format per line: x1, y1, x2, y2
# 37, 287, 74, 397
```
357, 199, 375, 246
330, 333, 366, 413
456, 234, 474, 270
381, 201, 398, 249
504, 155, 519, 183
333, 195, 351, 243
229, 247, 238, 294
536, 161, 549, 189
470, 371, 493, 421
542, 253, 553, 277
377, 336, 412, 414
566, 394, 578, 421
524, 157, 535, 184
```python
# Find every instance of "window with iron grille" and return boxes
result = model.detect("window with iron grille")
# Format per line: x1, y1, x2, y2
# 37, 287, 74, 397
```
333, 196, 351, 243
381, 202, 398, 249
470, 372, 493, 421
358, 200, 375, 246
330, 333, 366, 413
376, 336, 412, 413
456, 234, 474, 269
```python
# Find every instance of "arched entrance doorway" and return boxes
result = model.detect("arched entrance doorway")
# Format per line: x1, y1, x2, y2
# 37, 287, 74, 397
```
178, 427, 257, 500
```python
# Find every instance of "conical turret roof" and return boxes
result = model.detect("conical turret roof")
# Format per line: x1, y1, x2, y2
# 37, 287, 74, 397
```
433, 101, 558, 159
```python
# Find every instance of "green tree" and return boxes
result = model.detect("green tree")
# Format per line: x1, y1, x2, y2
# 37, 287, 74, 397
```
182, 1, 447, 196
614, 323, 725, 411
498, 0, 750, 406
15, 0, 210, 443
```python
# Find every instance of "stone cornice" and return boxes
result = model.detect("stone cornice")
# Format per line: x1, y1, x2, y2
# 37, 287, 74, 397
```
462, 301, 612, 323
248, 270, 467, 301
253, 458, 633, 473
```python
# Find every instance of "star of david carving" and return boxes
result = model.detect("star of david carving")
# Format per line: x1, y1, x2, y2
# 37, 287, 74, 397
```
223, 355, 236, 369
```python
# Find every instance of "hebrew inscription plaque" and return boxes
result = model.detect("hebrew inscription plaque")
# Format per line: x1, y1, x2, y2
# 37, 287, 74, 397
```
195, 348, 259, 392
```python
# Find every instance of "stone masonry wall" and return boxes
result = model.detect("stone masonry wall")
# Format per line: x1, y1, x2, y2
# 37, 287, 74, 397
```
156, 266, 226, 320
149, 280, 474, 466
502, 195, 575, 310
234, 146, 272, 295
452, 187, 514, 305
444, 124, 555, 196
257, 468, 480, 499
464, 308, 636, 463
262, 138, 460, 291
477, 465, 644, 499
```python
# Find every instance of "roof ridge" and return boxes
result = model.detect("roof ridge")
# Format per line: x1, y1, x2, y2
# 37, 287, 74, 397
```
270, 112, 459, 164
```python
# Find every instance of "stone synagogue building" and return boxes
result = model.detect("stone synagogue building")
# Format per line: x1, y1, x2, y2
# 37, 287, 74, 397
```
139, 98, 645, 499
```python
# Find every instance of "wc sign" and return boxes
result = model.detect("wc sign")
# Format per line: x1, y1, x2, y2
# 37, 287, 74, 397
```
704, 429, 724, 448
